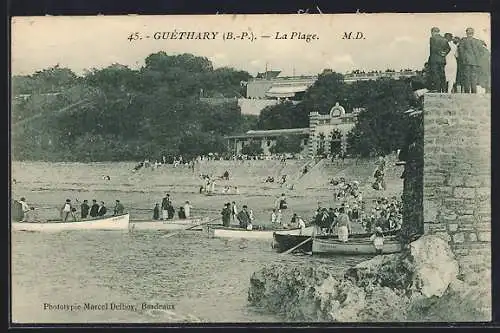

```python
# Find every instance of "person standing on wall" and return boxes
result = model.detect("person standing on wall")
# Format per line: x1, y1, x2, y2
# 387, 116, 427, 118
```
444, 33, 459, 93
458, 27, 487, 94
428, 27, 450, 92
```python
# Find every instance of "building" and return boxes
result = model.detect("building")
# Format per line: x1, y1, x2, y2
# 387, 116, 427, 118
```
225, 103, 359, 158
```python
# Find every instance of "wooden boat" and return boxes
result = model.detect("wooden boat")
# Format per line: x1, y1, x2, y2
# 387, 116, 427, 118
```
128, 217, 217, 231
273, 228, 401, 253
207, 224, 305, 240
312, 236, 402, 255
11, 213, 130, 232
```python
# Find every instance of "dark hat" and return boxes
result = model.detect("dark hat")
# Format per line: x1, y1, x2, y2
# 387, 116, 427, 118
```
116, 200, 120, 203
66, 199, 71, 202
243, 205, 248, 208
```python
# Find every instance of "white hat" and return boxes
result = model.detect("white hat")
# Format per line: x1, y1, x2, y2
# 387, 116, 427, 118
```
375, 227, 383, 232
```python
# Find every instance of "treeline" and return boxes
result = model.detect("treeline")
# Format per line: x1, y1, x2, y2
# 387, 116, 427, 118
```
12, 52, 425, 162
12, 53, 257, 161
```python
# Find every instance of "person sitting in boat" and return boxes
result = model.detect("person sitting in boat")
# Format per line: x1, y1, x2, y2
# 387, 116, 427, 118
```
102, 175, 111, 180
221, 203, 231, 227
280, 175, 287, 186
237, 205, 251, 229
249, 209, 255, 222
337, 207, 351, 243
81, 200, 90, 219
97, 201, 107, 217
153, 203, 160, 220
184, 201, 192, 218
113, 200, 124, 216
234, 186, 239, 194
61, 199, 74, 222
178, 206, 186, 219
222, 170, 230, 180
370, 227, 385, 255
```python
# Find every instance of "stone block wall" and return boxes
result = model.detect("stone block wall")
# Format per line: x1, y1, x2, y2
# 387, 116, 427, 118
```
423, 93, 490, 268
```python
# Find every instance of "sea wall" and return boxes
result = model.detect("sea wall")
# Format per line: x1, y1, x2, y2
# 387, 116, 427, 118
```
248, 235, 491, 322
422, 93, 491, 280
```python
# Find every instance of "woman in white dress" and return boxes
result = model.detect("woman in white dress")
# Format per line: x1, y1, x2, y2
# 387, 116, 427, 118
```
444, 33, 458, 93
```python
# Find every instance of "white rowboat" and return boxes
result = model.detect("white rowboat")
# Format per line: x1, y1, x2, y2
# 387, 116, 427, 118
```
312, 236, 402, 255
11, 213, 130, 232
129, 217, 214, 231
207, 225, 305, 240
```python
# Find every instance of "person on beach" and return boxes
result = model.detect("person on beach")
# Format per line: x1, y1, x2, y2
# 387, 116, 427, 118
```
61, 199, 74, 222
276, 209, 283, 226
80, 200, 90, 219
336, 207, 351, 243
167, 203, 175, 220
161, 194, 171, 220
221, 203, 231, 227
178, 206, 186, 219
270, 209, 277, 225
89, 199, 99, 218
97, 201, 107, 217
153, 203, 160, 220
276, 193, 288, 210
184, 201, 192, 219
231, 201, 238, 223
237, 205, 251, 229
19, 197, 30, 222
370, 227, 385, 255
113, 200, 124, 216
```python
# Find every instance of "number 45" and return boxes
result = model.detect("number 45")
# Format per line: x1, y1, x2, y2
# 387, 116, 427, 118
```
128, 33, 139, 41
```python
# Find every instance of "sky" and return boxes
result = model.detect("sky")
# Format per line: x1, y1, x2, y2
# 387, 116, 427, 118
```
11, 13, 490, 77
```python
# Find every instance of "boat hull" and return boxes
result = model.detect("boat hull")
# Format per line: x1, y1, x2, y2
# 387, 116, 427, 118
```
312, 237, 402, 255
129, 217, 214, 231
11, 214, 130, 232
208, 225, 305, 240
273, 228, 401, 253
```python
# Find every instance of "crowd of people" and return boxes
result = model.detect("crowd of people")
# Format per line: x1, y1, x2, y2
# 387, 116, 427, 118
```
152, 193, 194, 220
428, 27, 490, 93
12, 197, 125, 222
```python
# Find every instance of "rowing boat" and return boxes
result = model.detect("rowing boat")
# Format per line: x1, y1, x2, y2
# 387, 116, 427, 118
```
311, 236, 402, 255
128, 217, 216, 231
11, 213, 130, 232
207, 224, 305, 240
273, 228, 401, 253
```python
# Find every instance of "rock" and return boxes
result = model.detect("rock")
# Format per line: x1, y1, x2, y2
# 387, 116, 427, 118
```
408, 235, 459, 298
247, 235, 484, 322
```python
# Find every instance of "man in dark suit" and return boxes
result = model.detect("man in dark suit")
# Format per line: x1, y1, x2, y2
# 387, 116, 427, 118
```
428, 27, 450, 92
89, 199, 99, 218
458, 27, 487, 93
97, 201, 107, 217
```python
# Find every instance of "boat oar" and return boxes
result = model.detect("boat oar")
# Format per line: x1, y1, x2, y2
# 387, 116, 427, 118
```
281, 236, 313, 255
162, 217, 219, 239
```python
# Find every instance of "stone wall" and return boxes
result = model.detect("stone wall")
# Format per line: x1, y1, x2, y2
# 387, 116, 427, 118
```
423, 93, 490, 273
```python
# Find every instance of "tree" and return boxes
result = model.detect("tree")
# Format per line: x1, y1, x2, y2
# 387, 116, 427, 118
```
270, 135, 303, 154
346, 79, 414, 157
241, 140, 263, 156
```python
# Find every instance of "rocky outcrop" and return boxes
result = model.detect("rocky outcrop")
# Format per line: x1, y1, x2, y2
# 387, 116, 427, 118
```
248, 235, 490, 322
